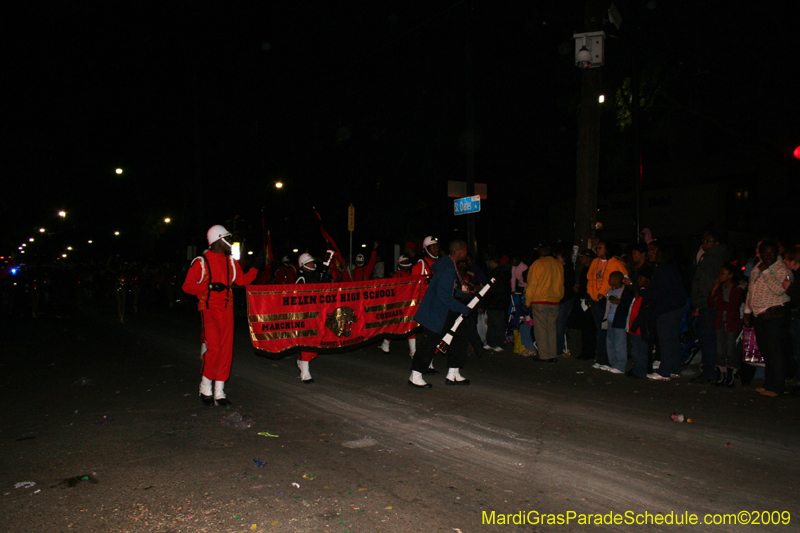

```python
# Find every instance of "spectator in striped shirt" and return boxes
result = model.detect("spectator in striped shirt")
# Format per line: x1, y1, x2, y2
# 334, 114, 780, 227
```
744, 241, 791, 397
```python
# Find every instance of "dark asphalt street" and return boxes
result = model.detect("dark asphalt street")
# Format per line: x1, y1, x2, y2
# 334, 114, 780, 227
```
1, 302, 798, 532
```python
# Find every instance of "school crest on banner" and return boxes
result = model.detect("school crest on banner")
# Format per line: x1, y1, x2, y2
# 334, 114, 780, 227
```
247, 276, 427, 358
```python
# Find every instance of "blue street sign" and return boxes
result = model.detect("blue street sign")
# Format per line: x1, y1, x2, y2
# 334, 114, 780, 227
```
454, 195, 481, 215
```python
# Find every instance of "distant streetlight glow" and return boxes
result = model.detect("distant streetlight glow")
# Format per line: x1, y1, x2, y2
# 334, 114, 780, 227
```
361, 244, 367, 248
29, 238, 34, 242
58, 211, 66, 218
61, 254, 67, 258
274, 181, 283, 189
67, 246, 73, 250
292, 248, 299, 253
88, 240, 93, 244
247, 250, 254, 255
598, 94, 605, 103
39, 228, 45, 233
164, 217, 171, 223
114, 231, 120, 236
116, 168, 123, 174
22, 244, 26, 247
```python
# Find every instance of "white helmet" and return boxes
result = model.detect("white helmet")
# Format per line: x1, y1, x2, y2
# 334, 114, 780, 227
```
355, 253, 365, 266
281, 255, 291, 265
298, 253, 316, 271
423, 236, 439, 258
207, 225, 232, 248
398, 254, 412, 268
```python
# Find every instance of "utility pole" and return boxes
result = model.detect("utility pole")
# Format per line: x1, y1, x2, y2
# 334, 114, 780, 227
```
464, 0, 477, 258
573, 0, 605, 252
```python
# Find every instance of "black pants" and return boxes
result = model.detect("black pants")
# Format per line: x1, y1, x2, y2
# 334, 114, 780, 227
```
463, 309, 485, 354
412, 312, 469, 373
755, 312, 790, 394
590, 299, 609, 366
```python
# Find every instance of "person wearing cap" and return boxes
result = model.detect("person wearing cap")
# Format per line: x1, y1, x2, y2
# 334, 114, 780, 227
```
586, 242, 628, 370
413, 236, 440, 277
182, 225, 262, 406
379, 254, 417, 357
273, 255, 297, 284
352, 242, 379, 281
294, 252, 334, 383
525, 242, 564, 362
409, 239, 473, 388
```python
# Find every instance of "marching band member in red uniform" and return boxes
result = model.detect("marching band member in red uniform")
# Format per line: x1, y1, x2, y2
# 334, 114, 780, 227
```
408, 236, 440, 373
351, 242, 379, 281
294, 252, 334, 383
412, 236, 439, 276
273, 255, 297, 284
182, 225, 260, 406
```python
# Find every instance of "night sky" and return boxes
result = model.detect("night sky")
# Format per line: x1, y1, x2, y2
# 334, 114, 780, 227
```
6, 1, 798, 262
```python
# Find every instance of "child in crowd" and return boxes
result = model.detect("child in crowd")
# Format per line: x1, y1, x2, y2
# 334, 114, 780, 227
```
627, 265, 655, 378
603, 271, 634, 373
707, 263, 744, 386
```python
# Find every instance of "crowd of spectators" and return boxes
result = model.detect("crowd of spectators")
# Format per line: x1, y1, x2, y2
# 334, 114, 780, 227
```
3, 227, 798, 399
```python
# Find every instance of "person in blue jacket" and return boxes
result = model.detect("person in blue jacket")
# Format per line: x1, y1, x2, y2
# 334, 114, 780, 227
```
409, 239, 473, 388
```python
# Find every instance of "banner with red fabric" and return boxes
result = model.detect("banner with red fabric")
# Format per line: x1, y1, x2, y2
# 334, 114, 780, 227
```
247, 276, 428, 358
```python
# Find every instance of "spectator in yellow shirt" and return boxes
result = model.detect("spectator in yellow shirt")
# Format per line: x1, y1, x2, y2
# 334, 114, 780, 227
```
586, 242, 628, 370
525, 242, 564, 362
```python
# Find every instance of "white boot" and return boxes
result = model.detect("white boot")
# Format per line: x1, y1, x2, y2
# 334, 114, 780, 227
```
380, 339, 390, 353
199, 376, 214, 406
213, 380, 231, 406
445, 367, 470, 386
199, 376, 213, 396
408, 338, 416, 358
297, 359, 314, 383
408, 370, 431, 388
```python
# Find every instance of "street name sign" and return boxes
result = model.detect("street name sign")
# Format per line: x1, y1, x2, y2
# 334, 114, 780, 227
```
454, 195, 481, 215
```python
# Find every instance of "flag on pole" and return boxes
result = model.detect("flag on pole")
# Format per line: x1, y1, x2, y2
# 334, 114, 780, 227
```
315, 208, 352, 281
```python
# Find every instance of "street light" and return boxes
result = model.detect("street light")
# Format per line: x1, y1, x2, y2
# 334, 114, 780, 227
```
114, 231, 120, 236
116, 168, 123, 175
58, 210, 66, 218
164, 217, 171, 223
39, 228, 45, 233
29, 238, 34, 242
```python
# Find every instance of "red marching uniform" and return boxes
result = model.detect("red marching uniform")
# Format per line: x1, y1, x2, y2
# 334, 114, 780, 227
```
182, 251, 258, 383
274, 264, 297, 284
351, 250, 377, 281
412, 255, 436, 277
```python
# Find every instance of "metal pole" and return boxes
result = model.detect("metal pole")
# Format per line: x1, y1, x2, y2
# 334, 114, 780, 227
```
465, 0, 477, 258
